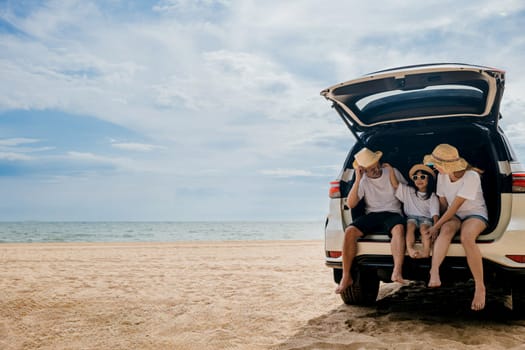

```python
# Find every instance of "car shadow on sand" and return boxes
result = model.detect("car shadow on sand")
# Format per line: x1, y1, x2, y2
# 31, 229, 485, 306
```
274, 281, 525, 350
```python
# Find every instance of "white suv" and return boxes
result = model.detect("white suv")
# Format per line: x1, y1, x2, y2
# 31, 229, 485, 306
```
321, 63, 525, 316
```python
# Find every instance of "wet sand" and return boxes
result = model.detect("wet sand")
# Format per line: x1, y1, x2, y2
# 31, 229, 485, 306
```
1, 240, 524, 349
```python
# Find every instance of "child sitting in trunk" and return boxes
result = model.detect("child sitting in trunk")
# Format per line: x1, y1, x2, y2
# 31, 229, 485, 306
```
384, 163, 440, 258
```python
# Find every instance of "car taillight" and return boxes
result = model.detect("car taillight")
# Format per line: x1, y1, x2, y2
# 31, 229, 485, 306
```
329, 181, 341, 198
512, 172, 525, 193
506, 255, 525, 263
327, 251, 342, 258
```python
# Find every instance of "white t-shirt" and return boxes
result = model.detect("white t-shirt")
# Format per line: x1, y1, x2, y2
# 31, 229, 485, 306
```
357, 167, 406, 215
395, 183, 440, 219
436, 170, 488, 220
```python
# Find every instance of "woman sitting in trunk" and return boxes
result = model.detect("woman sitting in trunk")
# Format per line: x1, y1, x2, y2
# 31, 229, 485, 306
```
424, 144, 488, 311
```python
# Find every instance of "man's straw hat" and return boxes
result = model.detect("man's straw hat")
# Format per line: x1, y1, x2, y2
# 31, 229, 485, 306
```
423, 144, 468, 173
353, 147, 383, 169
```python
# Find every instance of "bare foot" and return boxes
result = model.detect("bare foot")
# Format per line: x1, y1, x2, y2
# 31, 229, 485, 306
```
471, 286, 486, 311
407, 247, 419, 259
391, 270, 408, 284
428, 271, 441, 288
414, 251, 429, 259
335, 275, 353, 294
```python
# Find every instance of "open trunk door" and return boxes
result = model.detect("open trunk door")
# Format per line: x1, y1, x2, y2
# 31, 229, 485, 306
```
321, 63, 505, 142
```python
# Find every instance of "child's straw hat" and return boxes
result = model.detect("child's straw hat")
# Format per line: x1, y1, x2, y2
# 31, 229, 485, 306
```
409, 164, 436, 179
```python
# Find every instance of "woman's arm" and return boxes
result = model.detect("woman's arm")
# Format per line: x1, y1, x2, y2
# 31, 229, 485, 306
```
438, 196, 448, 215
429, 214, 440, 240
435, 196, 466, 229
428, 196, 466, 237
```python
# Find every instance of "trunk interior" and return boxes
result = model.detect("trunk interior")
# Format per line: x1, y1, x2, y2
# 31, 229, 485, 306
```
341, 120, 503, 237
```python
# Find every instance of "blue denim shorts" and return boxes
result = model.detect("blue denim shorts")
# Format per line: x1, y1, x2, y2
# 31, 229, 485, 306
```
456, 214, 489, 227
406, 215, 433, 228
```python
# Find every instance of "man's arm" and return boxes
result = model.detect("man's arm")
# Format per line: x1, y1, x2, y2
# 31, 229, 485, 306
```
383, 163, 399, 189
347, 167, 363, 208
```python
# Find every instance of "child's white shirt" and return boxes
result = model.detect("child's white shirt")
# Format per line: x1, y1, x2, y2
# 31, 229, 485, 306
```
395, 183, 440, 219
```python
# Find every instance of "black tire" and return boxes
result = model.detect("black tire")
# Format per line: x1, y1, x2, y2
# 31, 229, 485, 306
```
333, 268, 342, 284
339, 267, 380, 305
511, 280, 525, 319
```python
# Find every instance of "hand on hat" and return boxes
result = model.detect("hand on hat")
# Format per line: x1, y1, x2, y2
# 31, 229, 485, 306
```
355, 166, 364, 180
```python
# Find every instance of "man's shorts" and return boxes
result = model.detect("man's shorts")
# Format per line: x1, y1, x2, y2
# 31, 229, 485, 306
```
349, 211, 405, 235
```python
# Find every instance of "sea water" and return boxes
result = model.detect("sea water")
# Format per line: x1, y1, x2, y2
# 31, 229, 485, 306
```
0, 221, 324, 243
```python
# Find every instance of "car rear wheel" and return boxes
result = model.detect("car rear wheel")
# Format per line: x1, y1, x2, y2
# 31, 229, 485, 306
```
511, 279, 525, 319
339, 267, 380, 305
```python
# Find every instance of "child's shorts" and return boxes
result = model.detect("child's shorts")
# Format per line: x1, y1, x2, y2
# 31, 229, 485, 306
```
406, 215, 432, 228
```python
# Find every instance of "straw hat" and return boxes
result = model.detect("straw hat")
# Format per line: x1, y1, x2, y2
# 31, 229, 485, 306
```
409, 164, 436, 179
423, 144, 468, 173
352, 147, 383, 169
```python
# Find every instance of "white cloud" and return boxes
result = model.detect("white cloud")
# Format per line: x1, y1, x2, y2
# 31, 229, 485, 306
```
63, 150, 177, 176
260, 168, 314, 178
0, 138, 40, 146
65, 151, 130, 168
0, 152, 33, 161
111, 142, 165, 152
0, 138, 54, 155
153, 0, 230, 15
503, 122, 525, 147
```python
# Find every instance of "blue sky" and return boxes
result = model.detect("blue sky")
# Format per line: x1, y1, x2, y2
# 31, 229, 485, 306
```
1, 0, 525, 221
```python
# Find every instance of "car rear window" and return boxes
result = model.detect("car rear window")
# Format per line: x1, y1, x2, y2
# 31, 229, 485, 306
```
357, 87, 485, 122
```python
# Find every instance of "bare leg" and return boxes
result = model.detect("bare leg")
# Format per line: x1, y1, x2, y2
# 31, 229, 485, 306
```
335, 225, 363, 294
428, 218, 461, 288
405, 221, 419, 258
418, 223, 432, 258
460, 218, 487, 311
390, 224, 407, 283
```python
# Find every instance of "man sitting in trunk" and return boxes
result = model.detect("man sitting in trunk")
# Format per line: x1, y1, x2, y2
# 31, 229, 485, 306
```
336, 147, 408, 294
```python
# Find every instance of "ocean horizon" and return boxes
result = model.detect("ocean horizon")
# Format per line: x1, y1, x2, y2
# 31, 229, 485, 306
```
0, 221, 325, 243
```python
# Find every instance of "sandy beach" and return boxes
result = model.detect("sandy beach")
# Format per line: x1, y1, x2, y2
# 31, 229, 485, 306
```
1, 240, 525, 350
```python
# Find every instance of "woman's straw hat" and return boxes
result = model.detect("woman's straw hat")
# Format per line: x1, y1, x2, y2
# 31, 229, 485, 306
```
353, 147, 383, 169
409, 164, 436, 179
423, 144, 468, 173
